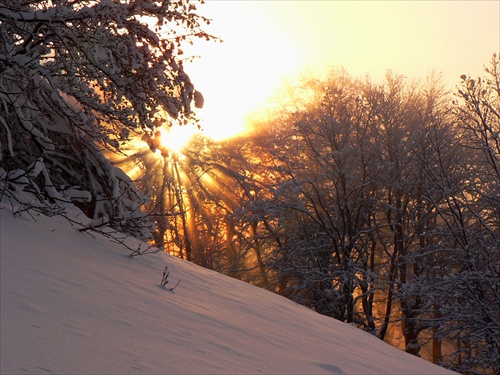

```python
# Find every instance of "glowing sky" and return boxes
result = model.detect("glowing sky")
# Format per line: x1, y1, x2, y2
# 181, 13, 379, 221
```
185, 1, 500, 141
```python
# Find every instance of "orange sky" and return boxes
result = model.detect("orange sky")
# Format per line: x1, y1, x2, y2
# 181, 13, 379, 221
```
184, 0, 500, 141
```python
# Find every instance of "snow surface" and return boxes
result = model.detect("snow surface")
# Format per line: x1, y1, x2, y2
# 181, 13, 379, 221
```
0, 205, 456, 374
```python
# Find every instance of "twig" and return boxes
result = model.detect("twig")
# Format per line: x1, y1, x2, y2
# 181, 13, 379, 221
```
160, 266, 181, 291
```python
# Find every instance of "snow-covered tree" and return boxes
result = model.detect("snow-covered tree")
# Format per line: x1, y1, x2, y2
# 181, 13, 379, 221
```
426, 55, 500, 374
244, 71, 382, 327
243, 68, 500, 372
0, 0, 211, 238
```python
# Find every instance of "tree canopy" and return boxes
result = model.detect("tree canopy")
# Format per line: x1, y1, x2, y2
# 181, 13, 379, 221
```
0, 0, 212, 237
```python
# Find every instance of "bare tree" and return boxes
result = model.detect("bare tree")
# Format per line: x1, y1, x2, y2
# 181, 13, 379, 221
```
424, 55, 500, 374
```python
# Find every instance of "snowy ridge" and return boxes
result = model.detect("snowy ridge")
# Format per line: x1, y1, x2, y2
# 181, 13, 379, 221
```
0, 206, 455, 374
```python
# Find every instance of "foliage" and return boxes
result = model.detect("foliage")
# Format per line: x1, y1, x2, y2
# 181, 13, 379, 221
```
0, 0, 212, 237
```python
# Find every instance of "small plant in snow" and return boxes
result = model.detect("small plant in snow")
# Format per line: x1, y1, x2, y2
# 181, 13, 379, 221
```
161, 266, 181, 291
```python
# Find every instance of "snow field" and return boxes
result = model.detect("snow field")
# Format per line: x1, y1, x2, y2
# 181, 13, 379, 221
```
0, 206, 455, 374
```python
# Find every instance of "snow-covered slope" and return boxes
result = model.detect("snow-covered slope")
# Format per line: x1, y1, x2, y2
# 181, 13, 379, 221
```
1, 206, 455, 374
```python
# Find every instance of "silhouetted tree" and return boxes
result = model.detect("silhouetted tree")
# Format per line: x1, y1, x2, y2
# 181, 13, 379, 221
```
0, 0, 211, 236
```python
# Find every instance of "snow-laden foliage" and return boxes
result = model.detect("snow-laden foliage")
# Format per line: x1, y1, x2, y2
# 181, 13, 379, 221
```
0, 0, 212, 238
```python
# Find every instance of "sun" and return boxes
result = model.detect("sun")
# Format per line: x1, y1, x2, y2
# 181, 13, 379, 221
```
147, 125, 197, 158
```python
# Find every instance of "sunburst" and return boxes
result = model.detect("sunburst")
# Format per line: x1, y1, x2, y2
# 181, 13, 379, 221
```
111, 127, 244, 265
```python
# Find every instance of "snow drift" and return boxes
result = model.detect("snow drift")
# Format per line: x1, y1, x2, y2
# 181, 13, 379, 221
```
0, 205, 455, 374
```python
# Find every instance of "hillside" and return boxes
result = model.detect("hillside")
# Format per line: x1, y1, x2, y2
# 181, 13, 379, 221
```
0, 205, 455, 374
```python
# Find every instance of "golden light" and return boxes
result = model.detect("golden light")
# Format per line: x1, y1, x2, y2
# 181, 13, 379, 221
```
184, 1, 499, 143
114, 0, 499, 261
113, 0, 500, 173
154, 126, 194, 157
183, 2, 303, 142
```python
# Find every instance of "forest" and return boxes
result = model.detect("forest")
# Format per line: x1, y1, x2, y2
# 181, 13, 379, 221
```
1, 1, 498, 374
122, 64, 500, 374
